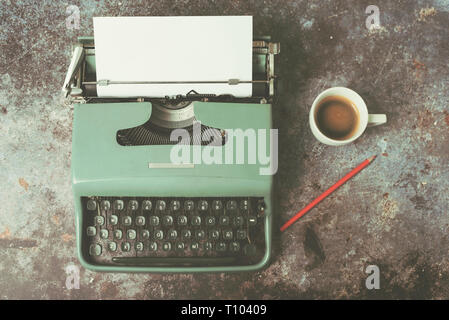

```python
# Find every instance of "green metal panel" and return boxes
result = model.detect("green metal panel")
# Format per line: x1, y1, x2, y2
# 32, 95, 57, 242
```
72, 101, 274, 272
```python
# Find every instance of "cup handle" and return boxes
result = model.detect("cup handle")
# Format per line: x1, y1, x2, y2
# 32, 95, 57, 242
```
367, 114, 387, 127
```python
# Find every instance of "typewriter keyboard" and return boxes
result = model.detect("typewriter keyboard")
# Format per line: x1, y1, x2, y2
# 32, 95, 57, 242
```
81, 197, 267, 267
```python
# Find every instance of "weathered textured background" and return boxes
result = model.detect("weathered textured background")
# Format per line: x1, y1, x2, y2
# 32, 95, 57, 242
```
0, 0, 448, 299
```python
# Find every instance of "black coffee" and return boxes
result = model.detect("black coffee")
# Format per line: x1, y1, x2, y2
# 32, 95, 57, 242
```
315, 95, 359, 140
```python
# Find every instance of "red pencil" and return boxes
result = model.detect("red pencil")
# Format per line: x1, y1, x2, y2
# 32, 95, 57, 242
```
280, 155, 377, 232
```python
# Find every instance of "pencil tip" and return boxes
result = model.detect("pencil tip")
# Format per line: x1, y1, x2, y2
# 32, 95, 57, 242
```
368, 155, 377, 162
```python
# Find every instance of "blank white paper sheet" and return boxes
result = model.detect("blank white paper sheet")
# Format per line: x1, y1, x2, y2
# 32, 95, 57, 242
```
93, 16, 253, 98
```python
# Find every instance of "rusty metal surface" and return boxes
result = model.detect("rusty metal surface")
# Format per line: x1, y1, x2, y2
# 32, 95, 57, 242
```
0, 0, 448, 299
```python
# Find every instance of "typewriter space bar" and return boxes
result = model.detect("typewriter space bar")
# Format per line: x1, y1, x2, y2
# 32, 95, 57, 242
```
112, 256, 237, 266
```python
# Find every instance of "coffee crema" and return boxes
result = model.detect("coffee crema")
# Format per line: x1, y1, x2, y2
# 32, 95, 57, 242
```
315, 95, 360, 140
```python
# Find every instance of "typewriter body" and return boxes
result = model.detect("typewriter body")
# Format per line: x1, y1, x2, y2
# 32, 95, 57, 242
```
64, 34, 279, 273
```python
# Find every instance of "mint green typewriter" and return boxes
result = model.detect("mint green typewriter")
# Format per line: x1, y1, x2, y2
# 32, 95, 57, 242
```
63, 35, 279, 273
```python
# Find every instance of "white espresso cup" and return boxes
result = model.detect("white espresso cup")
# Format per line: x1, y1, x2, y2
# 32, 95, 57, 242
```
309, 87, 387, 146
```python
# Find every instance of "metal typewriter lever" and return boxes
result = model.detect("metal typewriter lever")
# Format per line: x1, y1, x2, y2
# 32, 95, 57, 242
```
111, 256, 237, 266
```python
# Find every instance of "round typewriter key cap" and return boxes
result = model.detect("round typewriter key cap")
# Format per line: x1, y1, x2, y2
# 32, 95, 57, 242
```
223, 229, 233, 240
162, 215, 174, 226
100, 229, 109, 239
230, 242, 240, 252
204, 242, 213, 251
121, 242, 131, 252
233, 216, 244, 227
209, 229, 220, 240
143, 200, 152, 211
109, 215, 118, 225
168, 229, 178, 240
149, 241, 158, 251
149, 216, 160, 226
257, 201, 266, 214
195, 230, 206, 240
141, 229, 150, 239
135, 241, 144, 252
89, 244, 102, 256
236, 230, 247, 240
128, 200, 139, 211
219, 216, 230, 226
156, 200, 166, 211
113, 229, 123, 240
95, 215, 105, 226
226, 200, 237, 211
101, 200, 111, 211
205, 216, 216, 226
212, 200, 223, 211
87, 226, 96, 237
177, 215, 188, 226
87, 199, 97, 211
136, 216, 146, 226
127, 229, 137, 240
181, 229, 192, 240
154, 229, 164, 240
184, 200, 194, 211
175, 241, 185, 251
248, 216, 257, 226
216, 242, 227, 252
191, 216, 202, 226
122, 215, 132, 226
171, 200, 181, 211
204, 241, 214, 251
162, 242, 172, 251
240, 199, 249, 211
113, 200, 124, 211
199, 200, 208, 211
108, 241, 117, 252
190, 242, 200, 251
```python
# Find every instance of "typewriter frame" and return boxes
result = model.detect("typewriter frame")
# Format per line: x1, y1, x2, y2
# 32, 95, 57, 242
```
66, 36, 279, 273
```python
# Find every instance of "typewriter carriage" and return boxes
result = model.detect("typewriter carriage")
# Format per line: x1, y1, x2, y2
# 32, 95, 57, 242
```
63, 36, 280, 105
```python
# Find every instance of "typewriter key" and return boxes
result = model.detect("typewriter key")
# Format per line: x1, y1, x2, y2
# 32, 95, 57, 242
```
162, 242, 172, 251
199, 200, 208, 211
87, 199, 97, 211
127, 229, 137, 240
135, 216, 145, 226
86, 226, 96, 237
212, 200, 223, 211
149, 242, 157, 251
89, 244, 102, 256
177, 215, 188, 226
101, 200, 111, 211
230, 242, 240, 252
113, 200, 124, 211
121, 242, 131, 252
184, 200, 194, 211
108, 241, 117, 252
171, 200, 181, 211
156, 200, 166, 211
181, 229, 192, 240
109, 215, 118, 225
113, 229, 123, 240
100, 229, 109, 239
135, 242, 144, 252
141, 230, 150, 239
95, 215, 105, 226
149, 216, 160, 226
128, 200, 139, 211
142, 200, 152, 211
122, 216, 132, 226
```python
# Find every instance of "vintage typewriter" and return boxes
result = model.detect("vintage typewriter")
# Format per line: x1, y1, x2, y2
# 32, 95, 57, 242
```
63, 22, 279, 272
